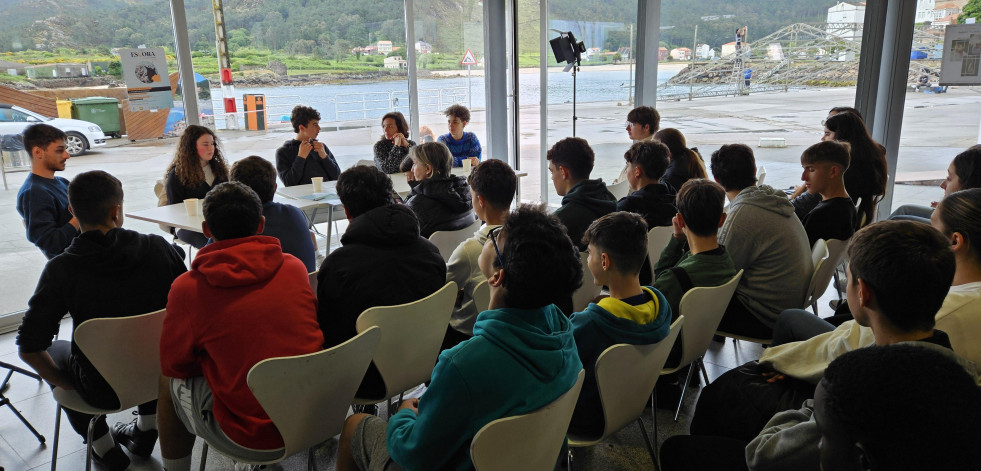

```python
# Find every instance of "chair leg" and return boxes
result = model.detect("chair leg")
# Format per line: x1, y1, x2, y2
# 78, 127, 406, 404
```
637, 418, 659, 471
308, 446, 316, 471
674, 363, 696, 421
698, 359, 709, 385
811, 302, 818, 315
85, 415, 102, 471
566, 447, 574, 471
51, 406, 62, 471
199, 442, 209, 471
651, 391, 658, 449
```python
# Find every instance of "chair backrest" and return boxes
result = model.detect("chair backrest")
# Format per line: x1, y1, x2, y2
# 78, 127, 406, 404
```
429, 219, 483, 263
248, 327, 381, 458
73, 309, 167, 409
470, 370, 585, 471
596, 316, 684, 438
572, 251, 601, 312
355, 281, 458, 400
308, 271, 318, 293
804, 239, 831, 307
606, 180, 630, 200
472, 279, 491, 314
355, 159, 375, 168
647, 226, 675, 269
670, 270, 744, 370
809, 239, 847, 304
757, 165, 767, 186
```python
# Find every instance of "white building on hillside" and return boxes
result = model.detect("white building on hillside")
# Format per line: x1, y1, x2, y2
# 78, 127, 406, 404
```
826, 2, 865, 41
916, 0, 937, 22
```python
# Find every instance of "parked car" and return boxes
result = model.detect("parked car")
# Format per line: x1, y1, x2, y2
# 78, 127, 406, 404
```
0, 103, 106, 157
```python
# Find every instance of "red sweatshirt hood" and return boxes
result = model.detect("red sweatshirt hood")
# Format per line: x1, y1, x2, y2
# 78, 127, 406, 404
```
191, 236, 285, 288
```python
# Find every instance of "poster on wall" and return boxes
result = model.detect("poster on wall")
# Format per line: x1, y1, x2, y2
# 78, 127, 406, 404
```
940, 24, 981, 86
118, 47, 173, 111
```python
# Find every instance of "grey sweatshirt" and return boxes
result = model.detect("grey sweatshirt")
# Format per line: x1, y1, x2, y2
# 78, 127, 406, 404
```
719, 185, 812, 327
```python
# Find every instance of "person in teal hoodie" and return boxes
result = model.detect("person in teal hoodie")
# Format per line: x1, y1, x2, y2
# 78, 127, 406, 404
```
548, 137, 618, 251
570, 211, 672, 436
338, 204, 584, 471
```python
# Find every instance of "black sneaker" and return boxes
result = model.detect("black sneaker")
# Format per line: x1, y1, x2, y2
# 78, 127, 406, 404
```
93, 443, 130, 471
111, 418, 158, 458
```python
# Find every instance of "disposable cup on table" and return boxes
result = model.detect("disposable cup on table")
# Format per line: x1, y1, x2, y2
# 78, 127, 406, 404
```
463, 159, 472, 174
312, 177, 324, 192
184, 198, 200, 217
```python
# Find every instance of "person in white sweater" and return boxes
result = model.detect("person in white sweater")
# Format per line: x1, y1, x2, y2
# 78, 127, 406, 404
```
441, 159, 517, 350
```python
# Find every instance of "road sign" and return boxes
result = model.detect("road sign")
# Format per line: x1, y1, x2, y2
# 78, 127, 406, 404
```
461, 49, 478, 66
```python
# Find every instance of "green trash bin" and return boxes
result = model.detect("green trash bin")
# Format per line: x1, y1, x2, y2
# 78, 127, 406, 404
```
71, 97, 121, 138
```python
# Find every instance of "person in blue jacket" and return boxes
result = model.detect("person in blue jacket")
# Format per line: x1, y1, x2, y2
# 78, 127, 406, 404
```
569, 211, 672, 436
337, 204, 584, 471
437, 104, 481, 168
16, 123, 80, 259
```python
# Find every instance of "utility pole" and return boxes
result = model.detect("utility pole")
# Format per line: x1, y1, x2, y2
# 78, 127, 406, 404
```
628, 23, 634, 105
212, 0, 238, 129
689, 25, 697, 100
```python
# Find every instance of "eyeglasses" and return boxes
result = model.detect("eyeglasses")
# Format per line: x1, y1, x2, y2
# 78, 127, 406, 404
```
625, 121, 635, 128
489, 226, 506, 270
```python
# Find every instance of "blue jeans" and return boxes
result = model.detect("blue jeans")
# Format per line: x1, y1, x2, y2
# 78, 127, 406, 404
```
771, 309, 835, 346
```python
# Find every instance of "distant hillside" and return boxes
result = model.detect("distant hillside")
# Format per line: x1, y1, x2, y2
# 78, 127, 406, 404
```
1, 0, 840, 56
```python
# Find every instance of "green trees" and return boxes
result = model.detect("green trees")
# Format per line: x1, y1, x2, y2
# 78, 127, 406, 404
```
960, 0, 981, 24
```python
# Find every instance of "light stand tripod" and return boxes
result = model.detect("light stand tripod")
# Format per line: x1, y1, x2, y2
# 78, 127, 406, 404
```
0, 360, 46, 443
550, 30, 586, 137
570, 61, 580, 136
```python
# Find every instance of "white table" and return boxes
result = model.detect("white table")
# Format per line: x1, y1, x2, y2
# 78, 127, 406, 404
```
126, 194, 321, 234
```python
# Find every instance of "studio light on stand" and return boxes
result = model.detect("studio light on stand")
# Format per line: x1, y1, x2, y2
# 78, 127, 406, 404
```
550, 30, 586, 136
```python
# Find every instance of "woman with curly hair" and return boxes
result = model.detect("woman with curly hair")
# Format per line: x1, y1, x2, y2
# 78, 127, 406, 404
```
373, 111, 416, 174
164, 125, 229, 248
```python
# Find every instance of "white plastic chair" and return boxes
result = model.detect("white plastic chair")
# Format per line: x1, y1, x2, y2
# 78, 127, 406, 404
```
756, 165, 767, 186
355, 159, 375, 168
308, 271, 318, 293
663, 270, 744, 420
470, 370, 585, 471
198, 327, 382, 470
472, 279, 491, 314
572, 252, 602, 313
429, 219, 482, 263
807, 239, 848, 314
605, 180, 630, 200
568, 317, 684, 470
50, 309, 167, 471
647, 226, 675, 269
354, 282, 458, 406
803, 239, 831, 314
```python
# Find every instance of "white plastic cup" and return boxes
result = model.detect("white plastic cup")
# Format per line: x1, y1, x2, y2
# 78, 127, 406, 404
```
462, 159, 472, 174
184, 198, 200, 217
312, 177, 324, 192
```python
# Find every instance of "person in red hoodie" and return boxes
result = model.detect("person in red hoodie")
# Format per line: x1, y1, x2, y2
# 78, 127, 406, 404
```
156, 181, 324, 471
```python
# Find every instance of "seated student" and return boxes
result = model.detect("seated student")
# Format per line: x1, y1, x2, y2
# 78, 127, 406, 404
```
548, 137, 618, 251
655, 128, 708, 193
617, 140, 677, 284
18, 171, 186, 471
16, 123, 80, 259
336, 204, 583, 471
445, 159, 517, 345
712, 144, 811, 339
373, 111, 416, 174
230, 155, 317, 272
275, 105, 341, 186
814, 346, 981, 471
404, 142, 476, 238
661, 220, 963, 470
437, 104, 481, 167
318, 165, 446, 398
653, 179, 737, 337
569, 211, 672, 436
614, 106, 661, 183
797, 140, 857, 247
164, 125, 229, 249
890, 145, 981, 223
157, 182, 323, 471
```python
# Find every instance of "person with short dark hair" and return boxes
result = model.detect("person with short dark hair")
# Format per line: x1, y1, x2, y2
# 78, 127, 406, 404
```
797, 140, 857, 247
815, 345, 981, 471
625, 105, 660, 142
445, 159, 517, 342
569, 211, 673, 435
548, 137, 617, 251
275, 105, 341, 186
374, 111, 417, 174
711, 144, 811, 338
337, 204, 583, 471
18, 170, 186, 471
158, 181, 323, 471
655, 127, 708, 192
318, 165, 446, 398
230, 155, 317, 271
617, 140, 677, 229
16, 123, 80, 259
404, 142, 475, 238
163, 125, 230, 248
438, 104, 481, 167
